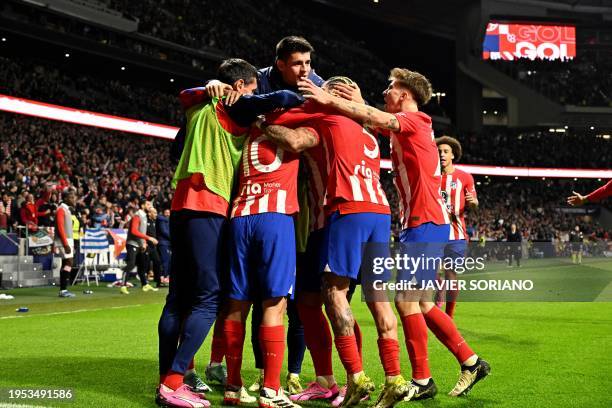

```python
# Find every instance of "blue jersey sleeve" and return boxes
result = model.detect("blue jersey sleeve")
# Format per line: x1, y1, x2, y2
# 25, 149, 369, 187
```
225, 90, 305, 127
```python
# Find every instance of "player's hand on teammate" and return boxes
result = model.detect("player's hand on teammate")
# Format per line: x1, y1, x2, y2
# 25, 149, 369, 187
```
224, 90, 242, 106
205, 80, 231, 97
330, 82, 365, 104
205, 80, 242, 105
149, 237, 159, 246
298, 78, 331, 105
567, 191, 587, 206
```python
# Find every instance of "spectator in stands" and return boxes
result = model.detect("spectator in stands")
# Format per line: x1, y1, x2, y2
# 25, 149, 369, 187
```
20, 193, 40, 232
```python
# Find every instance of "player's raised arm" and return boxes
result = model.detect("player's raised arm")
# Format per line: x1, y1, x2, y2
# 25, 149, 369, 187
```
225, 90, 305, 127
568, 179, 611, 206
298, 78, 400, 131
260, 122, 319, 153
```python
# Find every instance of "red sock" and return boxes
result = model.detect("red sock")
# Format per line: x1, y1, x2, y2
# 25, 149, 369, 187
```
297, 303, 333, 377
210, 322, 226, 364
260, 325, 285, 391
424, 306, 474, 364
188, 359, 195, 371
163, 371, 183, 390
334, 335, 362, 374
354, 320, 363, 360
377, 338, 401, 376
400, 313, 431, 380
223, 319, 246, 387
445, 289, 459, 318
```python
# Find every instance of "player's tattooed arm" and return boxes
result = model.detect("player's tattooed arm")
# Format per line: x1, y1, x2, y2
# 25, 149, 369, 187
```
298, 78, 400, 131
262, 124, 319, 153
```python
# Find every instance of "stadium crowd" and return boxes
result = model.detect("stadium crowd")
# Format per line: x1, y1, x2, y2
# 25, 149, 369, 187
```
2, 0, 391, 106
460, 127, 611, 168
0, 56, 182, 125
0, 113, 174, 234
106, 0, 391, 104
489, 50, 612, 107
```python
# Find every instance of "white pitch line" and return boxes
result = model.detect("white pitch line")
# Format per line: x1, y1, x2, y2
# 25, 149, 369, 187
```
595, 280, 612, 302
0, 304, 143, 320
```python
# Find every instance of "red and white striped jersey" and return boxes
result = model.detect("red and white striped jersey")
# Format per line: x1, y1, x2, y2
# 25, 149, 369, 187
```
268, 102, 389, 217
440, 168, 476, 240
323, 118, 389, 214
389, 111, 450, 229
230, 129, 300, 218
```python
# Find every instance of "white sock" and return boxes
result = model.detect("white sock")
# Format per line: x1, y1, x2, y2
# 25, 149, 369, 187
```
462, 354, 478, 367
413, 378, 430, 386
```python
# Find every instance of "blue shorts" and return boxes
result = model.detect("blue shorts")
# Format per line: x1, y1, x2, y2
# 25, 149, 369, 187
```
444, 239, 467, 273
296, 228, 325, 294
398, 222, 450, 286
168, 210, 228, 308
320, 212, 391, 281
229, 213, 296, 301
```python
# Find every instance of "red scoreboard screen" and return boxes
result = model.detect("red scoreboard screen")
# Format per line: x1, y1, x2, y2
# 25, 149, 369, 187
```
483, 22, 576, 61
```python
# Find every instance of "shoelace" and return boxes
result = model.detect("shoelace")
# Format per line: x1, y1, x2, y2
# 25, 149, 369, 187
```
193, 376, 207, 389
403, 383, 419, 401
454, 370, 474, 391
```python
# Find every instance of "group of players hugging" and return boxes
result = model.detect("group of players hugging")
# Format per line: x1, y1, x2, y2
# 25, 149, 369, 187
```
155, 36, 490, 408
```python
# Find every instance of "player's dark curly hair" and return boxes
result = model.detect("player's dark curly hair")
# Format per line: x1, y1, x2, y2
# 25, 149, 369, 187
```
435, 135, 463, 162
389, 68, 432, 106
276, 36, 314, 61
217, 58, 258, 86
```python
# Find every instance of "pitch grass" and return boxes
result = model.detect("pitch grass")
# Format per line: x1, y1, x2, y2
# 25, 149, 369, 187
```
0, 258, 611, 407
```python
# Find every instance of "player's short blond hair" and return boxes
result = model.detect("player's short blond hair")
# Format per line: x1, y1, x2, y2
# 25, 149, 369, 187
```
435, 135, 462, 162
389, 68, 432, 106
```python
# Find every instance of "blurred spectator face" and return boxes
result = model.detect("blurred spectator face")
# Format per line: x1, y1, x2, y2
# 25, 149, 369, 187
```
276, 52, 311, 86
26, 193, 34, 203
163, 209, 170, 217
575, 225, 580, 232
148, 208, 157, 219
438, 144, 454, 169
64, 192, 77, 207
511, 224, 517, 233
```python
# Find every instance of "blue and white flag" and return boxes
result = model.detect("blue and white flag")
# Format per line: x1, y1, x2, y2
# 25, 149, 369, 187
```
81, 228, 109, 254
